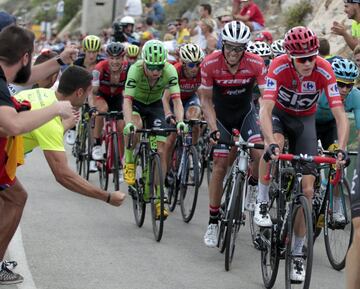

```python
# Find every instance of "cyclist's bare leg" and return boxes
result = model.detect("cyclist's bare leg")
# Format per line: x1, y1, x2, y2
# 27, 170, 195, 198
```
210, 155, 229, 208
93, 98, 108, 141
185, 105, 201, 144
346, 217, 360, 289
249, 143, 264, 180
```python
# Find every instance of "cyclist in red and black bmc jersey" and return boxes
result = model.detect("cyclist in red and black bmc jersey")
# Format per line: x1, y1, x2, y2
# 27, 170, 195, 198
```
200, 21, 265, 248
257, 26, 349, 283
91, 42, 129, 164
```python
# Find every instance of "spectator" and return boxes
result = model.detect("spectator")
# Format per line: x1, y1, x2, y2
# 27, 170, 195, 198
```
176, 17, 190, 44
318, 37, 342, 63
124, 0, 143, 19
254, 30, 273, 44
190, 4, 217, 49
215, 10, 233, 49
163, 33, 177, 63
167, 21, 178, 38
0, 11, 16, 30
145, 16, 160, 39
331, 0, 360, 50
200, 18, 218, 54
0, 25, 74, 285
147, 0, 165, 24
233, 0, 265, 31
354, 44, 360, 67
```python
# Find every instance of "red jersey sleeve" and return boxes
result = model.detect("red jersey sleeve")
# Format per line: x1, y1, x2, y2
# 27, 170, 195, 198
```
321, 63, 343, 109
262, 59, 281, 102
200, 59, 214, 89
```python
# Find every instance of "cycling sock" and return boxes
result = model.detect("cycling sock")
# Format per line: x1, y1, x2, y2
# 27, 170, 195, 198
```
248, 175, 258, 186
209, 205, 220, 224
292, 235, 305, 256
94, 138, 101, 146
257, 182, 270, 203
125, 148, 134, 164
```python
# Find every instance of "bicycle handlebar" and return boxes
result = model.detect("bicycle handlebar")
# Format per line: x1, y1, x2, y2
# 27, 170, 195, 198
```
135, 127, 178, 134
96, 111, 124, 118
183, 119, 207, 126
218, 140, 264, 150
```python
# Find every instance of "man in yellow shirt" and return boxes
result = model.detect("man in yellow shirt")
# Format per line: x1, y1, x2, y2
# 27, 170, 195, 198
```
177, 17, 191, 44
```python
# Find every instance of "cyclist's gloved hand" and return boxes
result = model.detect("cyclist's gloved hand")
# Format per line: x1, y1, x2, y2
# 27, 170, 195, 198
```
209, 130, 220, 143
165, 114, 176, 125
176, 121, 188, 133
124, 122, 136, 135
335, 149, 350, 167
89, 107, 97, 116
263, 143, 280, 162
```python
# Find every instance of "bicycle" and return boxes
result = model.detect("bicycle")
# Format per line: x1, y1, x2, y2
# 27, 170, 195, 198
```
72, 103, 94, 180
128, 127, 176, 242
312, 149, 357, 271
198, 125, 214, 187
96, 111, 124, 191
216, 136, 264, 271
260, 153, 341, 289
167, 119, 206, 223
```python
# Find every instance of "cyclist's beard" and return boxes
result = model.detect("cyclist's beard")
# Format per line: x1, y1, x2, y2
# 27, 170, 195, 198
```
13, 60, 31, 84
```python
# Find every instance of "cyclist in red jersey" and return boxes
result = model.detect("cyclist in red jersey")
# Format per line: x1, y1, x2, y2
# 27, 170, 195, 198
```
200, 21, 266, 248
90, 42, 129, 168
257, 26, 349, 282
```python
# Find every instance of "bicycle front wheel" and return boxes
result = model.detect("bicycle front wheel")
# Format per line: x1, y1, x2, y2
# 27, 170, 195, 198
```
180, 146, 200, 223
112, 133, 120, 191
324, 179, 353, 271
285, 195, 313, 289
98, 140, 109, 191
224, 175, 245, 271
150, 153, 165, 242
168, 141, 181, 212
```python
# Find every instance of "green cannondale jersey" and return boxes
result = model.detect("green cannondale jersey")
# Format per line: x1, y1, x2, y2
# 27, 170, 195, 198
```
124, 60, 180, 105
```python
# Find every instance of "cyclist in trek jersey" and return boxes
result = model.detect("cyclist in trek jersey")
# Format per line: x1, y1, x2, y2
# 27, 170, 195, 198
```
163, 43, 204, 146
346, 144, 360, 289
90, 42, 129, 172
257, 26, 349, 282
270, 39, 286, 58
316, 58, 360, 151
200, 21, 266, 248
122, 40, 185, 218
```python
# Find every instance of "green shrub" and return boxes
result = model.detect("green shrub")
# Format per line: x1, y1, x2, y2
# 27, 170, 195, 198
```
284, 0, 313, 30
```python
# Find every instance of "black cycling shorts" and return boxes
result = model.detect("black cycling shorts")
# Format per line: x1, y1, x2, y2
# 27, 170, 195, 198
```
98, 92, 123, 116
272, 107, 317, 176
214, 106, 262, 158
133, 99, 168, 130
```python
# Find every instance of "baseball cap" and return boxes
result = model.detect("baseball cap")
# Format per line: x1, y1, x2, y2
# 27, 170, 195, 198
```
255, 31, 273, 43
0, 11, 16, 32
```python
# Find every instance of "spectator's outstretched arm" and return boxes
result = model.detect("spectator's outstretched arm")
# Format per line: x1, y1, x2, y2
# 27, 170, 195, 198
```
44, 150, 126, 206
332, 21, 359, 50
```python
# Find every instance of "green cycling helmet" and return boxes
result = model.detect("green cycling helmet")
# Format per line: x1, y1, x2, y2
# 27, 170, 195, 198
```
141, 40, 167, 65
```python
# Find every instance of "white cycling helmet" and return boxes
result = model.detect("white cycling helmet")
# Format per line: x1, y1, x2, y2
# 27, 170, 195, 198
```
271, 39, 286, 57
179, 43, 204, 63
120, 16, 135, 25
222, 21, 251, 45
254, 41, 272, 57
246, 41, 259, 54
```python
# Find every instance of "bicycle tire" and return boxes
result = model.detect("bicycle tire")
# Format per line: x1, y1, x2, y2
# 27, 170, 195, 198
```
324, 178, 353, 271
224, 174, 244, 271
112, 133, 120, 191
84, 122, 92, 180
168, 141, 181, 212
150, 153, 165, 242
285, 195, 313, 289
180, 146, 200, 223
75, 124, 86, 176
197, 138, 206, 187
99, 140, 109, 191
131, 145, 146, 227
218, 174, 233, 253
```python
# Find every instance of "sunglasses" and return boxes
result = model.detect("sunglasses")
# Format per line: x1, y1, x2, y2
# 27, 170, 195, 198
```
223, 43, 246, 53
146, 64, 165, 71
292, 55, 317, 64
186, 62, 201, 68
337, 80, 354, 89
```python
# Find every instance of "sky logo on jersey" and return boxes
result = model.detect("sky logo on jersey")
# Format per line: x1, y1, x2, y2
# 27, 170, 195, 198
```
301, 81, 316, 92
265, 77, 276, 91
328, 83, 339, 97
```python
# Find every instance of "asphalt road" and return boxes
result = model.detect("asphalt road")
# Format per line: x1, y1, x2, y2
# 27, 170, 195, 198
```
4, 147, 346, 289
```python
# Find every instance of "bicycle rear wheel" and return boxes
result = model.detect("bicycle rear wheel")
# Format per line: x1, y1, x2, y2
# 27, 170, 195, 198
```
224, 175, 245, 271
180, 146, 200, 223
285, 195, 313, 289
131, 146, 146, 227
150, 153, 165, 242
75, 124, 86, 176
324, 179, 353, 271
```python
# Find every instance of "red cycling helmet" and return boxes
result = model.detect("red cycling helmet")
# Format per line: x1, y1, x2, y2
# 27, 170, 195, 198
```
284, 26, 319, 57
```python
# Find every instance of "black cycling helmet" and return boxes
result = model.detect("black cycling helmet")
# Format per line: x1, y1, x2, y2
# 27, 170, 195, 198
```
106, 42, 126, 57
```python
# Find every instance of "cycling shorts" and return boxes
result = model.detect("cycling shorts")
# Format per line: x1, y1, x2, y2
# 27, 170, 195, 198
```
272, 107, 317, 176
214, 106, 262, 158
97, 92, 123, 115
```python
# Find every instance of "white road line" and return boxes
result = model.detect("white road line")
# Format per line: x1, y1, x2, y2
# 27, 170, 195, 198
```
8, 226, 37, 289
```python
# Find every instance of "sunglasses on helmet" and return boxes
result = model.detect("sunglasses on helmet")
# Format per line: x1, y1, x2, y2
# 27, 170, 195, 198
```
146, 64, 165, 71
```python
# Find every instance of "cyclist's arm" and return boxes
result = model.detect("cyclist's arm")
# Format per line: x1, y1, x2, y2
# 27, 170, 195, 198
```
171, 94, 184, 122
331, 106, 349, 150
199, 88, 217, 132
89, 69, 101, 107
162, 89, 172, 119
43, 150, 110, 202
0, 102, 70, 137
123, 96, 133, 124
259, 99, 276, 145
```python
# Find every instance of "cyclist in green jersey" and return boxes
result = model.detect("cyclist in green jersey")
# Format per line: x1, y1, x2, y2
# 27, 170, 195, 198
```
122, 40, 186, 218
